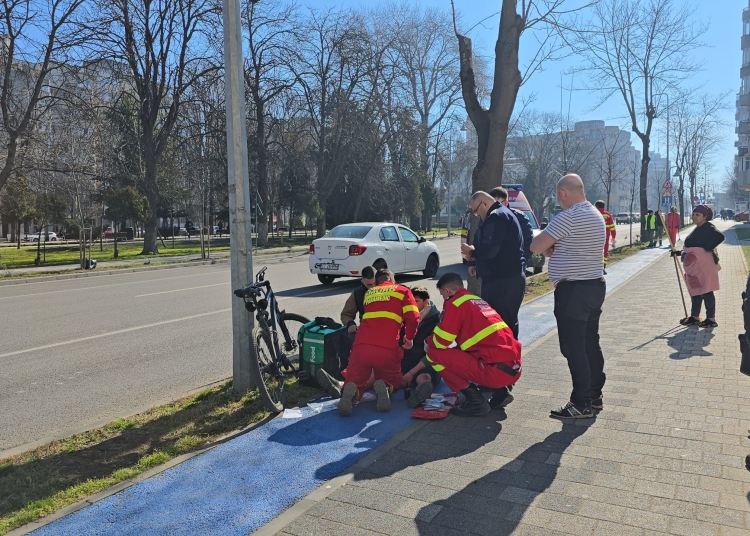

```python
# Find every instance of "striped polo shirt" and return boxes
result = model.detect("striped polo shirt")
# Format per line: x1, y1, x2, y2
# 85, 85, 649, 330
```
544, 201, 606, 285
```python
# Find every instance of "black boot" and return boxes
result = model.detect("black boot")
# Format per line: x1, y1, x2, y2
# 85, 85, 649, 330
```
451, 385, 490, 417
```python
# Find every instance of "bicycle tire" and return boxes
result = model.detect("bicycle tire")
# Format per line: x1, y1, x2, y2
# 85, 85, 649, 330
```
250, 327, 284, 413
278, 312, 310, 369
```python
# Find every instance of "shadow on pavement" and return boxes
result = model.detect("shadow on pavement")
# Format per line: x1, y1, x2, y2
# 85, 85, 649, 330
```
411, 422, 592, 535
628, 325, 715, 359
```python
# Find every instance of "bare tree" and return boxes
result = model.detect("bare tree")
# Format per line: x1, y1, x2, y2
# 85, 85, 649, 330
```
90, 0, 219, 254
592, 125, 628, 209
571, 0, 706, 233
0, 0, 89, 192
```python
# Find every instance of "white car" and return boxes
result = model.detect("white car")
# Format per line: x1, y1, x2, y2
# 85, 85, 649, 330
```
309, 223, 441, 285
27, 232, 58, 242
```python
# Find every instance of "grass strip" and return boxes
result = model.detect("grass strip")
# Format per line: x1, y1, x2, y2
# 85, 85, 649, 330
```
522, 242, 649, 304
0, 381, 317, 535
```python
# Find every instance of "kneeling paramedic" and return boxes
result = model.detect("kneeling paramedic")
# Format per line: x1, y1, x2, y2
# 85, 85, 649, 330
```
338, 269, 420, 416
420, 272, 522, 417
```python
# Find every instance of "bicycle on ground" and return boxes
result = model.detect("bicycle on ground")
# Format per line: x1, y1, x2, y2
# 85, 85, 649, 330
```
233, 266, 309, 412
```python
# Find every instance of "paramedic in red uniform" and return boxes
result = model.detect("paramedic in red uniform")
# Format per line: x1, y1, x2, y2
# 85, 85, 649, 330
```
338, 269, 420, 416
594, 200, 616, 270
412, 272, 522, 417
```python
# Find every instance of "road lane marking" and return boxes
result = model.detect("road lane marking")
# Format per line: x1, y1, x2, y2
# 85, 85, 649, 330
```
0, 271, 229, 300
135, 283, 227, 297
0, 309, 231, 359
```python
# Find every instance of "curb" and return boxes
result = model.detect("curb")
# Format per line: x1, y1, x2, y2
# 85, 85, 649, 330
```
0, 248, 309, 287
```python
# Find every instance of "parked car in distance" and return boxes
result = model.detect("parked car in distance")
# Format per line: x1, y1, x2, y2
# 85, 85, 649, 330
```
309, 223, 440, 285
615, 213, 630, 224
735, 211, 750, 222
27, 231, 58, 242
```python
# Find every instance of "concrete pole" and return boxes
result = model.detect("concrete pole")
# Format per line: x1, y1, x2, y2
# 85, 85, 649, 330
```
447, 135, 452, 237
224, 0, 255, 394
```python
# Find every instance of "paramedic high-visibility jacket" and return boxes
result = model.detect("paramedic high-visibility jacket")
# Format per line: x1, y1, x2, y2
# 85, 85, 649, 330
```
354, 282, 419, 348
342, 282, 420, 396
597, 207, 616, 265
423, 288, 522, 392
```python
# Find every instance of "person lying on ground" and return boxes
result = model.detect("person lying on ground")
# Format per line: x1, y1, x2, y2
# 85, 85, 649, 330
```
400, 285, 442, 408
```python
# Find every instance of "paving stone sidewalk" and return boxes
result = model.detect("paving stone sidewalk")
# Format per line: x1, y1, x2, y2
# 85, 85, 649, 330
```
272, 221, 750, 536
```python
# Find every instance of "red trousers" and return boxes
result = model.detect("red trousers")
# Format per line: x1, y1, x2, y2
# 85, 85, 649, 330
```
342, 344, 402, 399
426, 347, 521, 392
668, 228, 678, 246
603, 240, 610, 265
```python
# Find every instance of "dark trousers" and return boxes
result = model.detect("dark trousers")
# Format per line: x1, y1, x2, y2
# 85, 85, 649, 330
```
554, 279, 606, 407
481, 274, 526, 340
691, 292, 716, 319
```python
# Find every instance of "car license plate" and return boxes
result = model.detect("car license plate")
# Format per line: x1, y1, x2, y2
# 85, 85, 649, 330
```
320, 263, 339, 271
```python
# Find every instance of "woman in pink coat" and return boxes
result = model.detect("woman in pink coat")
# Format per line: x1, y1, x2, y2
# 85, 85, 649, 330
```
679, 205, 725, 328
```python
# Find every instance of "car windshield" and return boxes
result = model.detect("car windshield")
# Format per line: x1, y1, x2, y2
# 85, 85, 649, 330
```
326, 225, 372, 239
522, 210, 539, 230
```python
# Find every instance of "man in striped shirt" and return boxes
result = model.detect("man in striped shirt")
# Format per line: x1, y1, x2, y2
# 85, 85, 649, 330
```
530, 174, 606, 419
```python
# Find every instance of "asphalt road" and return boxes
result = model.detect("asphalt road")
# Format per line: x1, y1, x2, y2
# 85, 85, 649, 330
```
0, 237, 466, 453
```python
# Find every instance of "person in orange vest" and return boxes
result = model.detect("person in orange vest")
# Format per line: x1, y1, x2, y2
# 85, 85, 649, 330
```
337, 269, 420, 416
404, 272, 522, 417
666, 206, 681, 247
594, 200, 616, 272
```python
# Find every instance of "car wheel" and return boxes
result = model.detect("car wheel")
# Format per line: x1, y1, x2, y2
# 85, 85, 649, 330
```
317, 274, 336, 285
422, 254, 439, 278
373, 258, 388, 270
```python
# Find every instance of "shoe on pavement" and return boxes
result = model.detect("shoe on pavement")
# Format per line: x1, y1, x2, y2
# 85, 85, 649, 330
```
591, 396, 603, 411
407, 381, 433, 408
679, 316, 700, 326
489, 389, 514, 410
373, 380, 392, 412
698, 319, 718, 328
338, 382, 357, 417
316, 369, 342, 399
550, 401, 593, 420
451, 385, 491, 417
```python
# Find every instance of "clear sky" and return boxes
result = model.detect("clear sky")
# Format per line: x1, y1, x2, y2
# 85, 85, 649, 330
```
304, 0, 741, 187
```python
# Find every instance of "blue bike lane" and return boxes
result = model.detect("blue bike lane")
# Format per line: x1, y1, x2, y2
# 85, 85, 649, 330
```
24, 247, 669, 536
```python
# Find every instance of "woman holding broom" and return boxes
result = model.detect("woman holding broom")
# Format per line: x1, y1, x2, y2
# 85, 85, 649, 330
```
679, 205, 725, 328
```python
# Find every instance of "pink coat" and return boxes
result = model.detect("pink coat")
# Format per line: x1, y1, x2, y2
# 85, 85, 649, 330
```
682, 247, 720, 296
666, 212, 680, 229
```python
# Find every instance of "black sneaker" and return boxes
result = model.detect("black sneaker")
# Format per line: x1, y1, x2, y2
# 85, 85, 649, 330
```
373, 380, 392, 412
550, 401, 593, 420
337, 383, 357, 417
407, 381, 433, 408
489, 389, 514, 410
591, 396, 603, 411
316, 369, 342, 399
679, 316, 700, 326
698, 319, 718, 328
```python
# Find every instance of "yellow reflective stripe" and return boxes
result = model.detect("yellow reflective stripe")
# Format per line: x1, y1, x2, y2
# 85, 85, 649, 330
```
433, 326, 456, 342
459, 321, 508, 351
431, 364, 445, 372
362, 311, 402, 323
452, 294, 481, 307
425, 354, 436, 363
402, 305, 419, 314
432, 339, 448, 349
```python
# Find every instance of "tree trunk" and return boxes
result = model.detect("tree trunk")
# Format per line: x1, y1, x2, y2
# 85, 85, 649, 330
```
678, 182, 685, 226
317, 204, 326, 237
15, 222, 20, 249
114, 222, 119, 259
141, 151, 160, 255
638, 140, 651, 234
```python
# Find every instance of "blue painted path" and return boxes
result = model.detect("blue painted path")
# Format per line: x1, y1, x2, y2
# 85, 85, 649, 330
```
30, 246, 669, 536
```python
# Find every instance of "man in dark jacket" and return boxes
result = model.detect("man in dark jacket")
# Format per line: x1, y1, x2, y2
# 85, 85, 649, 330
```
401, 286, 442, 407
490, 186, 533, 273
461, 191, 526, 340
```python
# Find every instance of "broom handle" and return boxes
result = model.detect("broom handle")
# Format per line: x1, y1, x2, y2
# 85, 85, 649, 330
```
662, 213, 689, 318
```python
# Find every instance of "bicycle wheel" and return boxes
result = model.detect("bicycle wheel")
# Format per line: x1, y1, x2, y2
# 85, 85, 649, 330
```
250, 327, 284, 412
278, 312, 310, 370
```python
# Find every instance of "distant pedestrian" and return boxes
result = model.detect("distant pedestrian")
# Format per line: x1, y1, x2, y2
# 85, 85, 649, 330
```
594, 200, 616, 272
530, 174, 605, 419
643, 210, 656, 247
666, 206, 680, 247
679, 205, 724, 328
655, 209, 664, 247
